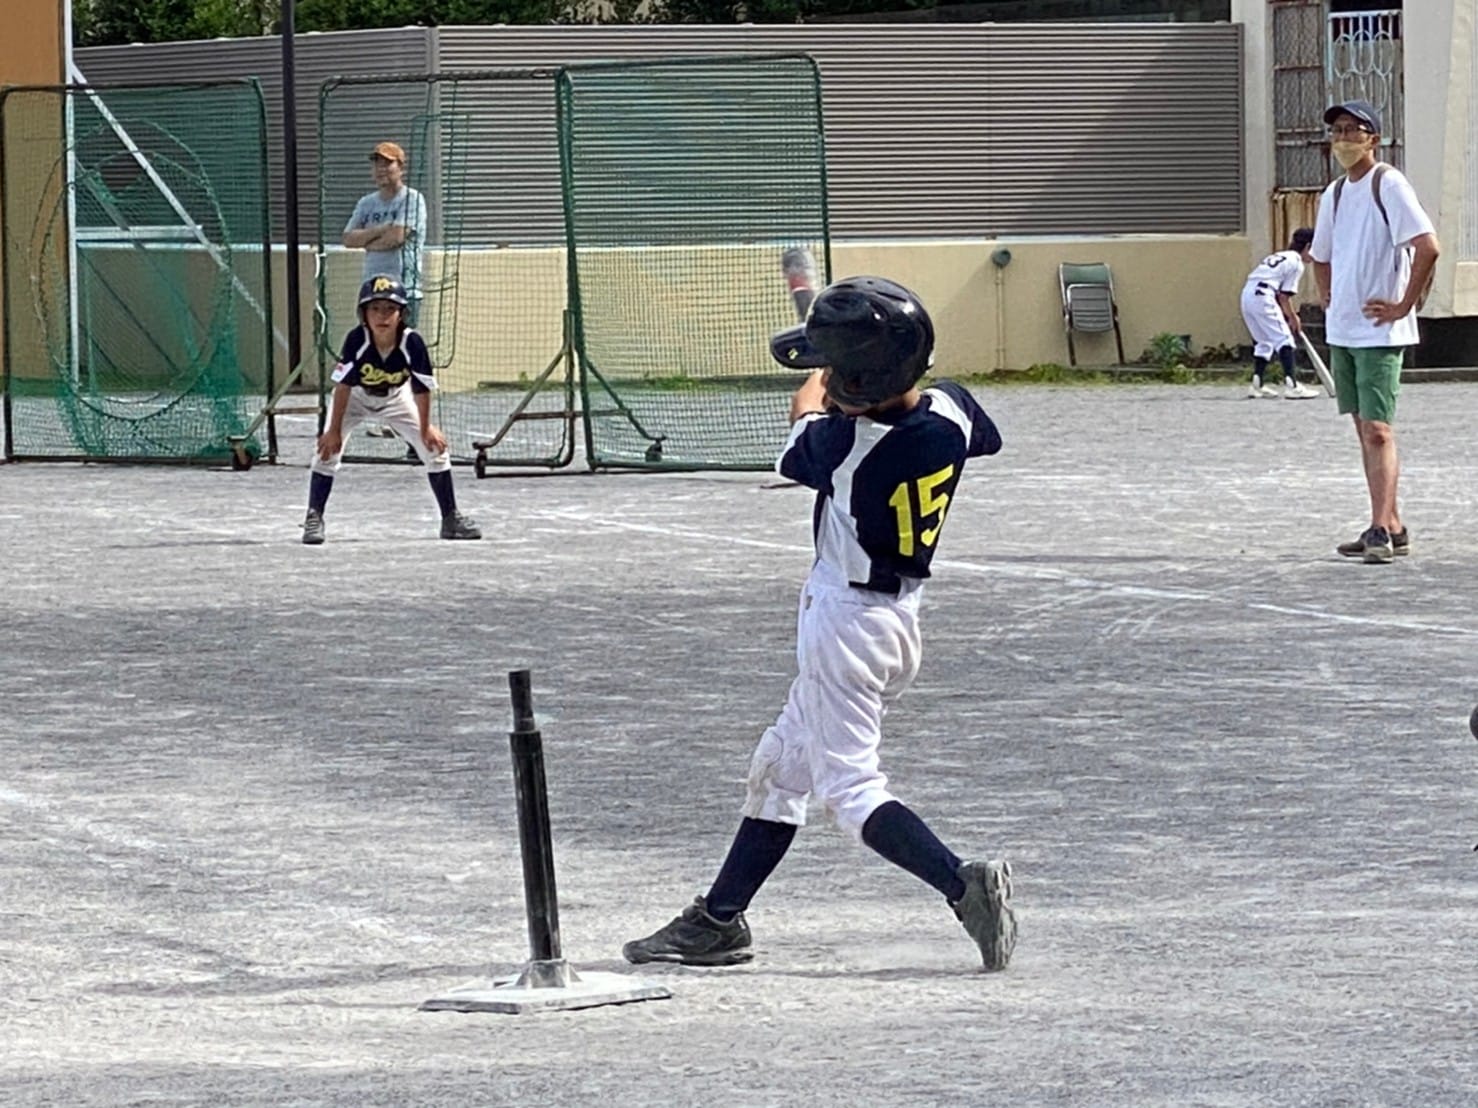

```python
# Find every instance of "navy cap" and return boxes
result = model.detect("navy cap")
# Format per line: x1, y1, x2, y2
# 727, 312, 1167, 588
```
1324, 100, 1381, 133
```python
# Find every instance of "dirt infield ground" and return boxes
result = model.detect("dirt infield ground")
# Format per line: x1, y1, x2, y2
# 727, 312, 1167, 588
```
3, 382, 1476, 1106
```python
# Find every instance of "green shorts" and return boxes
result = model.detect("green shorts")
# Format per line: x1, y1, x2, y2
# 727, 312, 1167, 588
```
1329, 346, 1403, 424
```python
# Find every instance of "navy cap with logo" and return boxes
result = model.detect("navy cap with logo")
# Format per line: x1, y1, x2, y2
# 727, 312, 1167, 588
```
1323, 100, 1381, 133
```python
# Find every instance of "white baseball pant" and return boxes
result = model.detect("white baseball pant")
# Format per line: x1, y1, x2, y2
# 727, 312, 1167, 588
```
742, 563, 923, 838
1240, 284, 1294, 360
309, 384, 451, 475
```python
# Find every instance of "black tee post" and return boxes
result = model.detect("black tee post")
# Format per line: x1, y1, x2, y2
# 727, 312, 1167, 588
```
507, 669, 560, 964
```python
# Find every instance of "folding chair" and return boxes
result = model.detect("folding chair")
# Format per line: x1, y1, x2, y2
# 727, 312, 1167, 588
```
1059, 262, 1126, 366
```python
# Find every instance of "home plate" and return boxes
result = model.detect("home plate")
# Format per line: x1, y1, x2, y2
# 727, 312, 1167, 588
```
421, 960, 671, 1014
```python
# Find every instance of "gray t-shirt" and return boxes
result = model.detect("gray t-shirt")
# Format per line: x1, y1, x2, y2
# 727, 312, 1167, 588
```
344, 186, 427, 297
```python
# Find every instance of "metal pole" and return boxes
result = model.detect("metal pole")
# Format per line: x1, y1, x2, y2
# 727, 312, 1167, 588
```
280, 0, 305, 429
507, 670, 561, 963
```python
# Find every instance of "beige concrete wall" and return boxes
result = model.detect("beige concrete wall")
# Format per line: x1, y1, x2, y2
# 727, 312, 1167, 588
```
1231, 0, 1273, 278
280, 235, 1255, 390
832, 239, 1253, 374
0, 0, 66, 389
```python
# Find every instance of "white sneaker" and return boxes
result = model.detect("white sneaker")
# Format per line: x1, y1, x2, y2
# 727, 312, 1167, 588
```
1247, 382, 1276, 399
1283, 382, 1320, 399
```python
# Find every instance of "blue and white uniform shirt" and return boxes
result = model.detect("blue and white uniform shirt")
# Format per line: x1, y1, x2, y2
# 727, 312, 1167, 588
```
331, 326, 436, 398
778, 381, 1002, 594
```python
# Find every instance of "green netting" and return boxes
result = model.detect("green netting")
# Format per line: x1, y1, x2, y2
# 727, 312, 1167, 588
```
557, 54, 830, 470
317, 71, 576, 469
1, 81, 271, 462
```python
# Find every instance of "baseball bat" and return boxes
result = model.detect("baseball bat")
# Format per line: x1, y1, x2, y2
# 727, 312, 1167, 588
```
780, 246, 818, 321
1299, 331, 1336, 397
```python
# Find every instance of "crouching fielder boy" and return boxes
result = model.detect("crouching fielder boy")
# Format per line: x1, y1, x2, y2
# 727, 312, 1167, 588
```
623, 276, 1015, 971
301, 275, 480, 545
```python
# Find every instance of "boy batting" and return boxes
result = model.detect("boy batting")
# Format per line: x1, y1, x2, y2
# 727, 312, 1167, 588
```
624, 277, 1014, 971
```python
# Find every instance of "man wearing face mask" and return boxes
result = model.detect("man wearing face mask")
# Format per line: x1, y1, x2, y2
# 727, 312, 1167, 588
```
1309, 100, 1440, 565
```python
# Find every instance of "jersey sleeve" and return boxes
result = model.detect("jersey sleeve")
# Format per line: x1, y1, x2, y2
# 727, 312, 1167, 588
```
1308, 184, 1337, 264
776, 411, 856, 490
406, 331, 436, 393
1380, 171, 1437, 248
330, 328, 364, 387
931, 380, 1002, 458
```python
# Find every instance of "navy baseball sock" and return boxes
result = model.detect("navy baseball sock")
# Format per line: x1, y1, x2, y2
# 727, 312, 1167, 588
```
861, 800, 966, 902
1252, 355, 1268, 385
1277, 344, 1297, 384
308, 472, 333, 513
704, 818, 797, 922
428, 470, 457, 516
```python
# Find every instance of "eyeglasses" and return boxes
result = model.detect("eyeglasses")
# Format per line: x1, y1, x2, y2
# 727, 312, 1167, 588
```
1328, 124, 1374, 138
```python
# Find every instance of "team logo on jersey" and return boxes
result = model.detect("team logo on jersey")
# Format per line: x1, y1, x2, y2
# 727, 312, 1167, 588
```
359, 364, 409, 389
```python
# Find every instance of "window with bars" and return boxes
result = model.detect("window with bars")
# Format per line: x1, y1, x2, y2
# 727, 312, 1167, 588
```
1271, 1, 1404, 189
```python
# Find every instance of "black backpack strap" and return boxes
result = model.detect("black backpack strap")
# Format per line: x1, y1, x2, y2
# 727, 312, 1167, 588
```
1370, 163, 1390, 227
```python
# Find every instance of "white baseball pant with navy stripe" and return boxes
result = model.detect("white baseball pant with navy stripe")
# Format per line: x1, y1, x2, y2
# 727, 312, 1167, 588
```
742, 560, 923, 838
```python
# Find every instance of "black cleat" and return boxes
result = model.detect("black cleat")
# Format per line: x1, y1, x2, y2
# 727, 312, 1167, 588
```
439, 511, 481, 540
302, 509, 325, 545
623, 897, 754, 966
952, 860, 1016, 971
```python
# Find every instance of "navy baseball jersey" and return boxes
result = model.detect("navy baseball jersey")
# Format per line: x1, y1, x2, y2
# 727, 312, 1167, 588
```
778, 380, 1001, 593
331, 325, 436, 396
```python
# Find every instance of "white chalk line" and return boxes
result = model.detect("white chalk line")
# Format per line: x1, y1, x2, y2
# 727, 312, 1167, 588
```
530, 510, 1478, 639
0, 784, 177, 858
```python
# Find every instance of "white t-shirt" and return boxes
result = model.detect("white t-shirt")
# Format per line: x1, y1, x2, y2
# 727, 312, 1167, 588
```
344, 186, 427, 297
1245, 249, 1303, 294
1309, 165, 1434, 348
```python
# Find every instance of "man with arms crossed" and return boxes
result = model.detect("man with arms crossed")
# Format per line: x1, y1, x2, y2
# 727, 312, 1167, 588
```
343, 141, 426, 320
1310, 100, 1439, 565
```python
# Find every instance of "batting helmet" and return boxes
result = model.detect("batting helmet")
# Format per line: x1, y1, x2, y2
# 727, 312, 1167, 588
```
358, 274, 408, 320
770, 276, 934, 407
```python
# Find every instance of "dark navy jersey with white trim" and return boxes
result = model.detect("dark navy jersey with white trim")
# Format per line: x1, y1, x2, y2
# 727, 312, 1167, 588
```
778, 380, 1001, 593
331, 325, 437, 397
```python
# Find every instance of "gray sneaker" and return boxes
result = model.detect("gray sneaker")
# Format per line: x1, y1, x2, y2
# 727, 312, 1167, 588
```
440, 511, 482, 540
952, 860, 1016, 971
622, 896, 753, 966
1361, 526, 1394, 564
302, 509, 325, 545
1338, 526, 1408, 559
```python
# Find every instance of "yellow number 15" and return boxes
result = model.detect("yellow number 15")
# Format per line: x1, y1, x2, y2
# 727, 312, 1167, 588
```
887, 463, 956, 557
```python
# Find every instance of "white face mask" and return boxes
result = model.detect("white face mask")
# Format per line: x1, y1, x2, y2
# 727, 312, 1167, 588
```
1332, 139, 1372, 169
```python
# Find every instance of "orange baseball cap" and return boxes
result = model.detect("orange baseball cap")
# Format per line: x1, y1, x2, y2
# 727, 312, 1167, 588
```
370, 141, 406, 164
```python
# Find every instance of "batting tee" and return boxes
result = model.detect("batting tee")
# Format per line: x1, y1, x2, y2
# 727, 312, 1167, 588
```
315, 53, 830, 472
0, 79, 273, 464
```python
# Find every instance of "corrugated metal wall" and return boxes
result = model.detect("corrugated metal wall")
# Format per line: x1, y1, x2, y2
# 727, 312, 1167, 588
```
76, 22, 1243, 243
438, 25, 1243, 238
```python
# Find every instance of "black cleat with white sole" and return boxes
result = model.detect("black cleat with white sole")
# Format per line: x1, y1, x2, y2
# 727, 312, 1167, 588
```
623, 897, 754, 966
